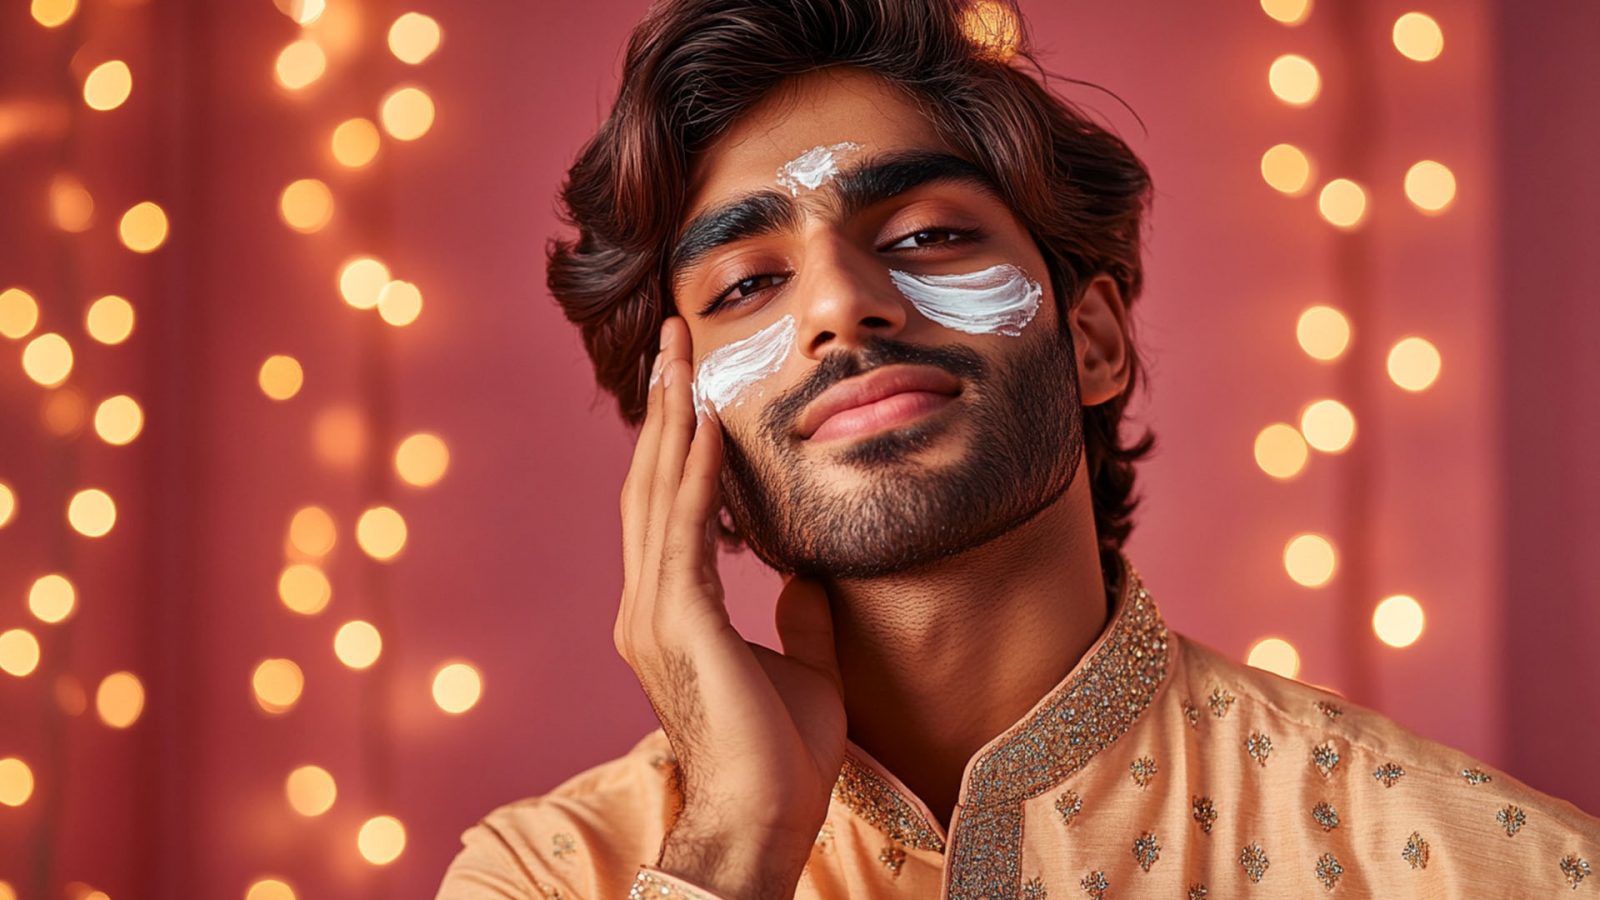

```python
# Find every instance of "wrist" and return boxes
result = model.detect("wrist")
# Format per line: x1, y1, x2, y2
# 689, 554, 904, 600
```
656, 815, 815, 900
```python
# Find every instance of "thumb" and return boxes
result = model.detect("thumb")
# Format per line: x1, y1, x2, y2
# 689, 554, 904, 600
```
774, 575, 841, 689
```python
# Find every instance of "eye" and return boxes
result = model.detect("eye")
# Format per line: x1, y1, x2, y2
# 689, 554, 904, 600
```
701, 271, 789, 316
883, 226, 980, 252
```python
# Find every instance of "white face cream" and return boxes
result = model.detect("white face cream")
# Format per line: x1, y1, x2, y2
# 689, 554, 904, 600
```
692, 314, 798, 417
775, 141, 863, 197
888, 263, 1042, 337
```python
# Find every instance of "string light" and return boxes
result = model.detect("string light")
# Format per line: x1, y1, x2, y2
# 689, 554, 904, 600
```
28, 573, 76, 624
1386, 336, 1442, 391
1373, 594, 1426, 647
379, 86, 435, 141
274, 40, 328, 91
83, 61, 133, 111
1299, 398, 1356, 453
330, 118, 380, 168
1403, 159, 1456, 213
22, 332, 74, 386
1268, 54, 1320, 105
280, 178, 335, 233
0, 629, 42, 677
277, 563, 332, 615
355, 506, 407, 561
1283, 533, 1337, 587
49, 173, 95, 232
431, 662, 482, 714
85, 294, 136, 344
1392, 12, 1444, 62
0, 482, 15, 528
95, 671, 146, 728
258, 355, 305, 401
286, 505, 337, 558
1260, 143, 1313, 195
1295, 305, 1350, 361
252, 658, 305, 714
94, 394, 145, 445
67, 487, 117, 537
338, 256, 390, 309
31, 0, 78, 28
0, 287, 41, 339
1317, 178, 1367, 228
0, 758, 35, 807
1259, 0, 1312, 26
285, 765, 337, 816
388, 13, 443, 65
1253, 423, 1309, 480
271, 0, 324, 26
245, 878, 298, 900
376, 279, 422, 326
1246, 637, 1302, 678
118, 201, 169, 252
357, 815, 407, 865
333, 620, 382, 669
395, 432, 449, 487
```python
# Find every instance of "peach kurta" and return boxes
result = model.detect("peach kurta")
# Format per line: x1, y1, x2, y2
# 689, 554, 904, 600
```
436, 552, 1600, 899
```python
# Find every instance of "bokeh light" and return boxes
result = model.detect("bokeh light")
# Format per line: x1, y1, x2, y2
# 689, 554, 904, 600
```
83, 60, 133, 111
28, 573, 76, 624
1253, 423, 1309, 480
119, 201, 169, 252
1260, 143, 1312, 195
49, 173, 95, 232
68, 487, 116, 537
0, 629, 42, 677
1284, 533, 1337, 587
0, 758, 34, 807
313, 405, 369, 469
1387, 336, 1442, 391
22, 332, 73, 386
388, 12, 443, 65
1392, 12, 1444, 62
280, 178, 335, 233
1373, 594, 1426, 647
94, 394, 145, 445
1246, 636, 1302, 678
1299, 399, 1356, 453
275, 40, 327, 91
278, 563, 332, 615
1404, 159, 1457, 213
357, 815, 407, 865
0, 482, 15, 529
42, 387, 88, 439
377, 280, 422, 326
331, 118, 380, 168
55, 675, 87, 716
1268, 53, 1320, 105
287, 505, 337, 558
395, 432, 449, 487
356, 506, 407, 561
32, 0, 78, 28
1317, 178, 1367, 228
379, 86, 435, 141
339, 256, 391, 309
96, 671, 145, 728
86, 294, 136, 344
1260, 0, 1312, 26
334, 620, 382, 669
271, 0, 324, 25
246, 878, 297, 900
252, 658, 305, 714
0, 288, 41, 339
286, 765, 337, 816
431, 661, 482, 714
259, 355, 305, 401
1296, 305, 1350, 361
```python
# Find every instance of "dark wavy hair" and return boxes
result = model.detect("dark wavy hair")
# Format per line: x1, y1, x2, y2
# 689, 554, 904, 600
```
546, 0, 1158, 576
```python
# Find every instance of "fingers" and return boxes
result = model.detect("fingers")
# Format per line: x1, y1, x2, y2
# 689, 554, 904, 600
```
620, 332, 671, 599
659, 402, 724, 588
641, 317, 698, 591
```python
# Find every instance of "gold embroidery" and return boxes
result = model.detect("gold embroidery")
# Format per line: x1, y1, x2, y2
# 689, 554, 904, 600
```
1181, 699, 1201, 728
1022, 876, 1048, 898
628, 869, 718, 900
1461, 766, 1493, 785
1373, 762, 1405, 787
1240, 841, 1270, 883
1132, 831, 1161, 872
1246, 731, 1274, 766
879, 844, 907, 877
814, 820, 834, 852
551, 832, 577, 860
1188, 885, 1208, 899
1079, 870, 1109, 898
1402, 831, 1430, 869
1314, 699, 1343, 719
832, 756, 946, 852
1311, 801, 1339, 831
1208, 686, 1235, 718
1311, 740, 1340, 777
1192, 795, 1217, 834
1130, 755, 1158, 789
1497, 804, 1526, 837
1561, 853, 1592, 889
1055, 789, 1083, 826
1315, 852, 1344, 890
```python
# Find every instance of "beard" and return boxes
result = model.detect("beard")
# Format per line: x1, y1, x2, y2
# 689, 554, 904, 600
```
715, 312, 1085, 580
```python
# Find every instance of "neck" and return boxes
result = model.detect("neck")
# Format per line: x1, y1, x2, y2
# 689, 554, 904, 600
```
820, 471, 1112, 832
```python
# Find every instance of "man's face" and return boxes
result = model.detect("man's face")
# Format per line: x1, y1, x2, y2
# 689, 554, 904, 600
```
672, 66, 1086, 580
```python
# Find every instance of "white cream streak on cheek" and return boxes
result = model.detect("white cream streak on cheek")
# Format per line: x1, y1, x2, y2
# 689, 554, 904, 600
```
888, 263, 1042, 337
692, 314, 798, 416
775, 141, 863, 197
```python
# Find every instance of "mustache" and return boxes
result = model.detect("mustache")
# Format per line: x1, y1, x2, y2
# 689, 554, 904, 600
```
757, 335, 988, 442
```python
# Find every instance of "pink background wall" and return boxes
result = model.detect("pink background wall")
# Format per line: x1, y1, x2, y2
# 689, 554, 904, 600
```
0, 0, 1595, 896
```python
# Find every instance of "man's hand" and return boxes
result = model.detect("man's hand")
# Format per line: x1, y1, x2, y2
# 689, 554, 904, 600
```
615, 315, 847, 899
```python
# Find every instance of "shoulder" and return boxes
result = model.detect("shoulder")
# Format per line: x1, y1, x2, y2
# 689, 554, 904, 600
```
434, 728, 682, 900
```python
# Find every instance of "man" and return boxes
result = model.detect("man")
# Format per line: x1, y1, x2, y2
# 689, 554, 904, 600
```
437, 0, 1600, 897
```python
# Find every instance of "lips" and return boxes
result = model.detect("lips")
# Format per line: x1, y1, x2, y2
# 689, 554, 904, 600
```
797, 364, 962, 440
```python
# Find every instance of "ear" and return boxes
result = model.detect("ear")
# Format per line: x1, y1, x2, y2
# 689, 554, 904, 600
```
1070, 273, 1132, 408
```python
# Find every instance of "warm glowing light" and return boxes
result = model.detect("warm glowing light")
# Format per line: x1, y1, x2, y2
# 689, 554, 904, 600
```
356, 506, 407, 561
358, 815, 407, 865
1254, 423, 1309, 480
331, 118, 380, 168
252, 658, 305, 714
1246, 637, 1302, 678
272, 0, 324, 25
1387, 336, 1442, 391
259, 355, 305, 401
119, 201, 169, 252
0, 288, 41, 339
313, 405, 369, 469
395, 432, 449, 487
1404, 159, 1456, 213
388, 12, 443, 64
0, 630, 42, 677
380, 86, 435, 141
339, 257, 391, 309
432, 662, 482, 714
96, 671, 145, 728
42, 387, 88, 438
0, 483, 15, 529
275, 40, 327, 91
86, 295, 135, 344
1260, 0, 1311, 25
22, 332, 73, 386
959, 0, 1020, 62
0, 758, 34, 807
1392, 12, 1443, 62
246, 878, 297, 900
28, 574, 76, 624
280, 178, 334, 233
68, 488, 116, 537
287, 506, 337, 558
55, 675, 87, 716
1299, 399, 1355, 453
0, 882, 13, 900
1373, 594, 1426, 647
286, 765, 337, 817
377, 280, 422, 326
334, 620, 382, 669
83, 60, 132, 111
50, 173, 94, 232
1260, 143, 1312, 195
1284, 533, 1337, 587
278, 563, 332, 615
1296, 305, 1350, 361
94, 394, 144, 445
32, 0, 78, 27
1268, 54, 1320, 105
1317, 178, 1367, 228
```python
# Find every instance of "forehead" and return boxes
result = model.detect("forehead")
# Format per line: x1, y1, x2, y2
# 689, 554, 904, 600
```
684, 67, 955, 220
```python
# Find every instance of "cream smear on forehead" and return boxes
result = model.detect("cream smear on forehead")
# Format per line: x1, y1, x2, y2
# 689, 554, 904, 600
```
692, 314, 798, 417
775, 141, 863, 197
888, 263, 1042, 337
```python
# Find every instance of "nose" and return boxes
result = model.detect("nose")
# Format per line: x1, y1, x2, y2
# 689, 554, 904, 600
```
791, 234, 909, 362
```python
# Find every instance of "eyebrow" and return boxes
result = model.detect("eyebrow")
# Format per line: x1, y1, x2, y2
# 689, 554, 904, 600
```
668, 150, 1004, 301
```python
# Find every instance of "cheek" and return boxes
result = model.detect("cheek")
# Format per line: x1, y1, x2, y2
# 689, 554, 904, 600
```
887, 263, 1043, 337
690, 314, 799, 416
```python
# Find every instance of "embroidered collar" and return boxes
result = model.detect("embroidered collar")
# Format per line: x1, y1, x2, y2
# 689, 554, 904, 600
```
828, 550, 1172, 854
